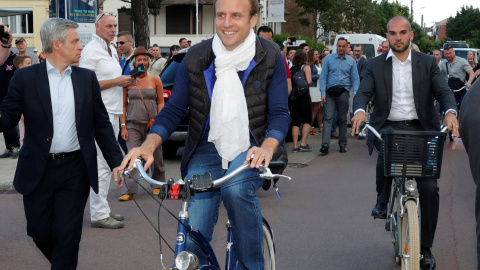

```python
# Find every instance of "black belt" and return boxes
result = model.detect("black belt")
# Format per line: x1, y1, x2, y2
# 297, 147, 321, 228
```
48, 150, 81, 160
386, 119, 421, 126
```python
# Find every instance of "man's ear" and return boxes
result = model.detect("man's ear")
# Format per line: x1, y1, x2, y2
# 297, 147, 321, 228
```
52, 40, 61, 52
250, 14, 258, 29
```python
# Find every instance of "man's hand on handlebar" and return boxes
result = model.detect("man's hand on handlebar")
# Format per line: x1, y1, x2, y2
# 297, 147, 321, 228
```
113, 134, 162, 188
351, 111, 367, 136
444, 111, 460, 138
246, 137, 279, 169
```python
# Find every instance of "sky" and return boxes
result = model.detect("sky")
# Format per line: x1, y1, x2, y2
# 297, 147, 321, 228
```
396, 0, 480, 27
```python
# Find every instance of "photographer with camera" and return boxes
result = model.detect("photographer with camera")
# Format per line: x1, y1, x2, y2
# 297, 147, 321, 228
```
119, 46, 165, 201
0, 24, 21, 159
441, 46, 475, 108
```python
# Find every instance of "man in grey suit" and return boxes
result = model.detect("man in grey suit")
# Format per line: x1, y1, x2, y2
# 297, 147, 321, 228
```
353, 44, 367, 81
459, 82, 480, 270
352, 16, 459, 270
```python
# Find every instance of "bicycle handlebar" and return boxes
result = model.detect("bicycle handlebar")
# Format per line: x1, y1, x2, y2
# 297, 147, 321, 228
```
359, 121, 449, 140
359, 121, 383, 141
123, 159, 292, 191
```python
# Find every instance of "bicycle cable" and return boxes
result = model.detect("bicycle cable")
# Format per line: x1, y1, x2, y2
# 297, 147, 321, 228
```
125, 171, 262, 262
124, 173, 175, 255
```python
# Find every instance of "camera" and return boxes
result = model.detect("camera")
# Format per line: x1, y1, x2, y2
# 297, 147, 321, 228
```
288, 37, 296, 46
0, 25, 11, 45
129, 63, 146, 78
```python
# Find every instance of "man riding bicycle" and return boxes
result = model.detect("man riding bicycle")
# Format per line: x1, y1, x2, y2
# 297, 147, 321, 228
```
115, 0, 289, 269
440, 46, 475, 107
352, 16, 459, 270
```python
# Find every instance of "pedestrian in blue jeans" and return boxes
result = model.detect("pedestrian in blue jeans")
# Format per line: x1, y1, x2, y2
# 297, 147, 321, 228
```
115, 0, 289, 268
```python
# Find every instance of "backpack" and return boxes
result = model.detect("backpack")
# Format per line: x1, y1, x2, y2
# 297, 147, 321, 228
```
291, 65, 309, 100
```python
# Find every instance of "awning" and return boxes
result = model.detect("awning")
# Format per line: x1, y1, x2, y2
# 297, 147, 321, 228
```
0, 10, 31, 18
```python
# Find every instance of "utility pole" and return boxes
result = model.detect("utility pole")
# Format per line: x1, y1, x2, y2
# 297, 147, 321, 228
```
410, 0, 413, 21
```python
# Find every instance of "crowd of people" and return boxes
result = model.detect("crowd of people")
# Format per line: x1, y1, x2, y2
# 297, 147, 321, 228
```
1, 1, 480, 269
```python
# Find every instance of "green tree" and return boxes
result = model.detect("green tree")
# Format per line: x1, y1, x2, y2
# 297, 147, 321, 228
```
119, 0, 163, 48
446, 5, 480, 47
318, 0, 409, 36
320, 0, 376, 34
372, 0, 409, 36
294, 0, 335, 44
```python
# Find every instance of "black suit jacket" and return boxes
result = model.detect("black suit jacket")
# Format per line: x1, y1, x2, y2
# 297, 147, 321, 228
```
0, 61, 123, 195
353, 50, 457, 132
356, 56, 367, 81
459, 81, 480, 184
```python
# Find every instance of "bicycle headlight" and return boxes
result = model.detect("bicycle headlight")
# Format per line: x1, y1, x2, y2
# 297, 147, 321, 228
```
405, 180, 417, 193
175, 251, 199, 270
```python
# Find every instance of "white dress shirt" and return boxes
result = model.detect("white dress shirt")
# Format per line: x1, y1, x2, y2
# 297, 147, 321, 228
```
386, 49, 419, 121
46, 59, 80, 153
79, 34, 123, 114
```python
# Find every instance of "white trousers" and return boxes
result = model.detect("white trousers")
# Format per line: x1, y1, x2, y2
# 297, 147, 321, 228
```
89, 113, 120, 221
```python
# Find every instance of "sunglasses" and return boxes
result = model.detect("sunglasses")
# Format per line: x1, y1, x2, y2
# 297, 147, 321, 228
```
116, 41, 125, 45
96, 12, 117, 23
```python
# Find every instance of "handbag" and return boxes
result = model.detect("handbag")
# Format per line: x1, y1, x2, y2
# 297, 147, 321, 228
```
137, 89, 156, 131
445, 62, 466, 98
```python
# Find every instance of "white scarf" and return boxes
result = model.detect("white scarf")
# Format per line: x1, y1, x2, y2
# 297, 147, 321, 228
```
208, 29, 256, 169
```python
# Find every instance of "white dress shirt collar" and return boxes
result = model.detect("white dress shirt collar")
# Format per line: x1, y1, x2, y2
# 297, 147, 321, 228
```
46, 58, 72, 76
386, 48, 412, 63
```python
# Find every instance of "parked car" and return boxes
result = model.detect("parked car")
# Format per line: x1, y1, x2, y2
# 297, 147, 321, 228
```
443, 41, 469, 49
160, 48, 189, 158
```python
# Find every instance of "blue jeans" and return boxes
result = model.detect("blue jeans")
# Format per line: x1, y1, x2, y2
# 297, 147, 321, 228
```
185, 140, 265, 270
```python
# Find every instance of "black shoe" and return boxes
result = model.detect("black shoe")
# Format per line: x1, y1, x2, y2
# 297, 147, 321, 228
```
420, 246, 436, 270
319, 146, 329, 154
371, 201, 387, 219
339, 146, 347, 153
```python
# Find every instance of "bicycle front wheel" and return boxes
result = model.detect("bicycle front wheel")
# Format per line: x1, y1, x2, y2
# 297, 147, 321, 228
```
263, 223, 276, 270
401, 200, 420, 270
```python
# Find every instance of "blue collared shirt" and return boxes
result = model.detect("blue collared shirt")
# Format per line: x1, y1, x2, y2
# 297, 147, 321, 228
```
319, 52, 360, 96
46, 59, 80, 153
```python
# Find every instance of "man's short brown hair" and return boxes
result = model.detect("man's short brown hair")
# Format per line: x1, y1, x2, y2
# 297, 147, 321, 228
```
117, 31, 132, 40
214, 0, 258, 18
13, 55, 31, 69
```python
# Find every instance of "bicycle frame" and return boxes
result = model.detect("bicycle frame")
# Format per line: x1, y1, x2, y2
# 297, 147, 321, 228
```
174, 200, 221, 269
125, 159, 289, 270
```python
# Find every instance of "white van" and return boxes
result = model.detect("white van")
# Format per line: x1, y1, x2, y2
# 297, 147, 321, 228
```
332, 34, 386, 59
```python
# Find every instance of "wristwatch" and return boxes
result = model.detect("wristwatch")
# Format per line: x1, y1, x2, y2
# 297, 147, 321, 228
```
121, 123, 126, 126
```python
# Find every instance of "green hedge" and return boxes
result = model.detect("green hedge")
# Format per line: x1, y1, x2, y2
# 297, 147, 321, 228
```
273, 33, 326, 52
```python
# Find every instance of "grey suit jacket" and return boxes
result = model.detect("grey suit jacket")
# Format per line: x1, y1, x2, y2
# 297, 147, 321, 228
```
356, 56, 367, 81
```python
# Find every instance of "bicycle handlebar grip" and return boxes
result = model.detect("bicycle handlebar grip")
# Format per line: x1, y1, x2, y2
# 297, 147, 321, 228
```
268, 161, 287, 171
359, 120, 368, 131
190, 172, 213, 192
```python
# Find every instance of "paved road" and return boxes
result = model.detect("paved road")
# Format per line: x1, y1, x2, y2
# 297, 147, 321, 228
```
0, 132, 476, 269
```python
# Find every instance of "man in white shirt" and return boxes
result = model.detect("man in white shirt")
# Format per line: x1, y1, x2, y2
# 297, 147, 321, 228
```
352, 16, 459, 270
150, 44, 167, 76
80, 12, 135, 229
